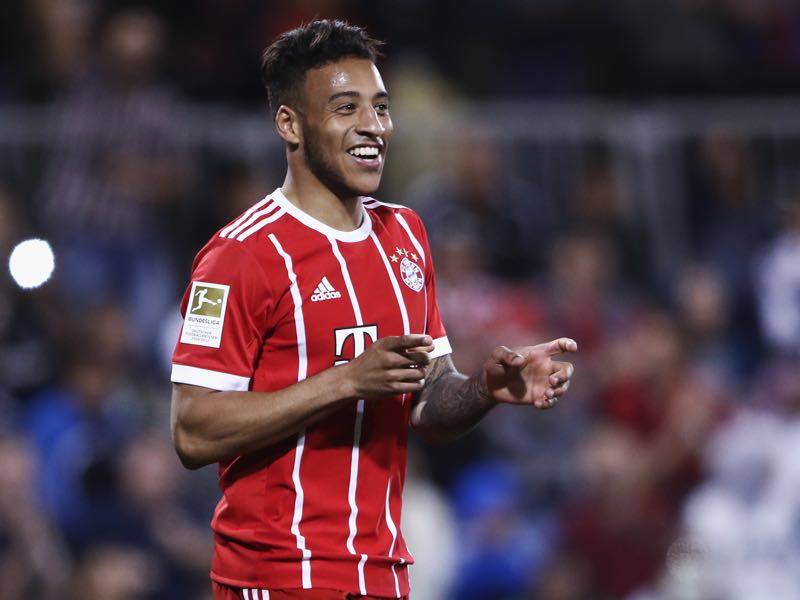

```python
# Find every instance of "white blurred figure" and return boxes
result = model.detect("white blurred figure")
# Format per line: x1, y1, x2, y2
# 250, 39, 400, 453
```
400, 450, 457, 600
756, 192, 800, 355
679, 409, 800, 600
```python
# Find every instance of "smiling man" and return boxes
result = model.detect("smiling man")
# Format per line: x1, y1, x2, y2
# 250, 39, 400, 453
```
170, 20, 577, 600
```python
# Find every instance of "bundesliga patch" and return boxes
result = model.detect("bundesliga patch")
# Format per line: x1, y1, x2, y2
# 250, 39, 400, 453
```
180, 281, 230, 348
390, 246, 424, 292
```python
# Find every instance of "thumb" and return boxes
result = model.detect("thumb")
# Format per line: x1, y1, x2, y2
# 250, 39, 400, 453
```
490, 346, 526, 369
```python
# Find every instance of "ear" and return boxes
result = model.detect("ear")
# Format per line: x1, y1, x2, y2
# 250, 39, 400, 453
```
275, 105, 302, 146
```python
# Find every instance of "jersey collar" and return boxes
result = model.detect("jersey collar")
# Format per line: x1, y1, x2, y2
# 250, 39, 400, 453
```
272, 188, 373, 243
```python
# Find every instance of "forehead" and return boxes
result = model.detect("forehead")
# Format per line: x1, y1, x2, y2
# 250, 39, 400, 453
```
302, 58, 387, 105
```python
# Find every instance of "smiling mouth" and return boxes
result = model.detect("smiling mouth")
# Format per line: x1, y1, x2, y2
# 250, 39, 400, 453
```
348, 145, 380, 158
347, 145, 383, 169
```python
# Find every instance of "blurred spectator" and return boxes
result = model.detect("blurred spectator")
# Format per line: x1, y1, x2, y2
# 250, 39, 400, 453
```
36, 6, 188, 366
0, 0, 90, 101
67, 543, 159, 600
674, 263, 742, 384
407, 130, 557, 281
687, 131, 767, 275
29, 0, 93, 94
23, 339, 139, 553
558, 311, 721, 598
567, 152, 651, 288
755, 189, 800, 355
114, 430, 213, 599
544, 229, 633, 357
685, 131, 767, 373
598, 311, 721, 500
562, 419, 679, 599
0, 434, 70, 600
534, 553, 592, 600
448, 461, 557, 600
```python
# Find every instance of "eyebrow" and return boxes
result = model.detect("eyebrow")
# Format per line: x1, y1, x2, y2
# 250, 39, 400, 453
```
327, 90, 390, 103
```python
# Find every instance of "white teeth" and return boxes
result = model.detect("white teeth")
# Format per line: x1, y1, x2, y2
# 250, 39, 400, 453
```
348, 146, 380, 158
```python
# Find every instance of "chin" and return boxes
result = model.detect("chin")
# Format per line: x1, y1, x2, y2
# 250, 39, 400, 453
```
346, 175, 382, 197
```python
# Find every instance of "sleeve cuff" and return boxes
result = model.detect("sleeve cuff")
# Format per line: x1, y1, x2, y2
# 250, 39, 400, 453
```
171, 364, 251, 391
429, 336, 452, 359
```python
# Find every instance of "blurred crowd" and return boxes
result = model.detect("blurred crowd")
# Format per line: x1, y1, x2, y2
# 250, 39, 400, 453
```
5, 0, 800, 105
2, 2, 800, 600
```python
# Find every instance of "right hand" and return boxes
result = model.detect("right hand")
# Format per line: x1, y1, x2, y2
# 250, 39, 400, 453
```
340, 334, 434, 399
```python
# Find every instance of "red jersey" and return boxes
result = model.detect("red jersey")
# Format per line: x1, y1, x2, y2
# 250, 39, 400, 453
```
171, 188, 450, 597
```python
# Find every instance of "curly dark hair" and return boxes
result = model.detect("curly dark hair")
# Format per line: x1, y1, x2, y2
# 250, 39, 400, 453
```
260, 19, 384, 117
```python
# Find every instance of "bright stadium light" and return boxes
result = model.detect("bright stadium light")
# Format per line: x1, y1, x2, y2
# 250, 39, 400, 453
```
8, 238, 56, 289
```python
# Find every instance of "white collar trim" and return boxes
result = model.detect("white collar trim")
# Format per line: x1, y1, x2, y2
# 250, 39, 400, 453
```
271, 188, 372, 243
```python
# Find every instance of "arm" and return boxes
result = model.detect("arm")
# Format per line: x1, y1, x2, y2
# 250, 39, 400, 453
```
410, 338, 577, 443
172, 334, 433, 469
408, 355, 493, 443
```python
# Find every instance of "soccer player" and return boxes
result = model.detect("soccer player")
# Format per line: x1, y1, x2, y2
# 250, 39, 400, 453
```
170, 20, 577, 600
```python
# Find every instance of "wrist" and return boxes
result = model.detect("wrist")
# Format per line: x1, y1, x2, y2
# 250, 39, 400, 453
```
330, 362, 359, 401
472, 370, 498, 409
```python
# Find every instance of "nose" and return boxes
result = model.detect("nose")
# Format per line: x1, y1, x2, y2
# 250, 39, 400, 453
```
357, 106, 386, 137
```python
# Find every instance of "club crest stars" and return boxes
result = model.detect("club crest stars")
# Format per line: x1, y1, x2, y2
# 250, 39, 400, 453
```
389, 246, 419, 263
390, 246, 424, 293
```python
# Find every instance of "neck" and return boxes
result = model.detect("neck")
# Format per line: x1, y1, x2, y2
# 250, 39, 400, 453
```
281, 168, 363, 232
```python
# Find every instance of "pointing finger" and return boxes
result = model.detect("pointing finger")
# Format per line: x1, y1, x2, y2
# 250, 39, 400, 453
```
384, 334, 434, 352
543, 337, 578, 356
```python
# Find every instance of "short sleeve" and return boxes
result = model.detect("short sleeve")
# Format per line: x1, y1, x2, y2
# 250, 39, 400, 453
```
171, 240, 273, 391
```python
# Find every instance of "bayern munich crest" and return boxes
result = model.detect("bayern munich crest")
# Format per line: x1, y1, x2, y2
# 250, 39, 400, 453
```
390, 246, 424, 292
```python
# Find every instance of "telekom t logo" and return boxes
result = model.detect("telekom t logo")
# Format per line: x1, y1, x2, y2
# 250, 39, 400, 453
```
334, 325, 378, 365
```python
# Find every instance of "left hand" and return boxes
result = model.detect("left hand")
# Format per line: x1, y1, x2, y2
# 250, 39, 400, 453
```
483, 337, 577, 409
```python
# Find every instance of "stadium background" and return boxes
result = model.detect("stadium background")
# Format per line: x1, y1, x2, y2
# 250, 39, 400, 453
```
2, 1, 800, 598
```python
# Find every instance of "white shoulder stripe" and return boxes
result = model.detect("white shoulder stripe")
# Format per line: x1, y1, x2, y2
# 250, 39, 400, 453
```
170, 364, 250, 391
236, 208, 286, 241
219, 196, 270, 238
361, 197, 407, 209
223, 201, 279, 239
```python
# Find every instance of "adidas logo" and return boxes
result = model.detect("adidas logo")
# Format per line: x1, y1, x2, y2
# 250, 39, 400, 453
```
311, 276, 342, 302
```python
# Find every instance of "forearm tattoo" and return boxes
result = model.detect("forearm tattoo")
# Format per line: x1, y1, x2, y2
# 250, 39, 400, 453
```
416, 356, 495, 435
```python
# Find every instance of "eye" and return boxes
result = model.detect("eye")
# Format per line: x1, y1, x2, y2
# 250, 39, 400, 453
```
375, 103, 390, 115
338, 103, 357, 113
